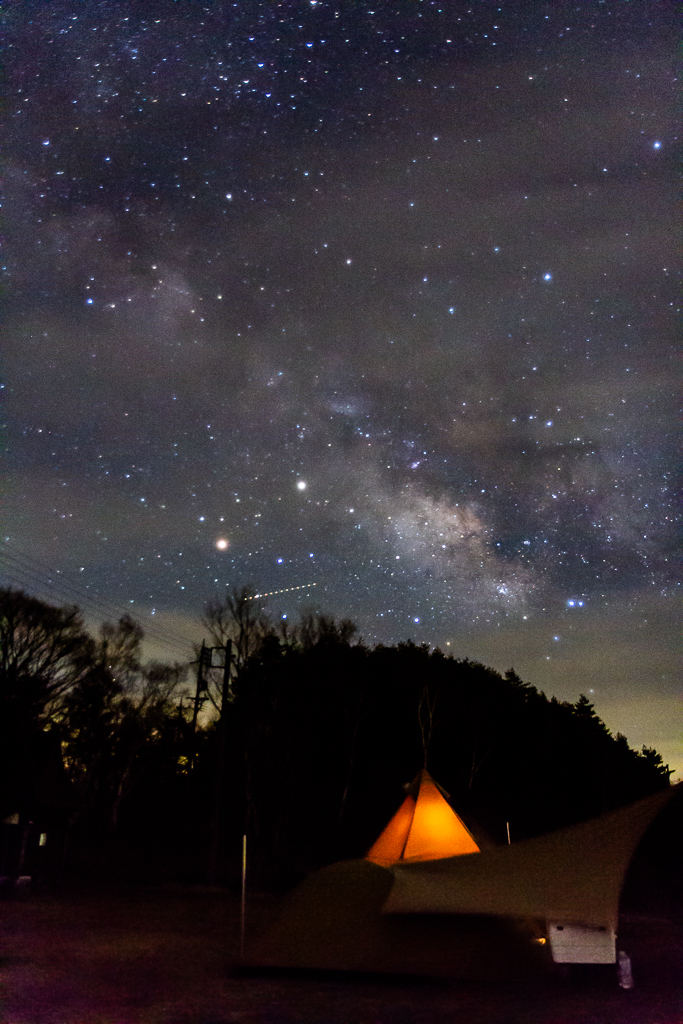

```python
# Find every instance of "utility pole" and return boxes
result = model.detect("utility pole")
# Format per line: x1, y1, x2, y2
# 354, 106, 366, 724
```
189, 642, 212, 770
191, 642, 212, 735
207, 639, 232, 884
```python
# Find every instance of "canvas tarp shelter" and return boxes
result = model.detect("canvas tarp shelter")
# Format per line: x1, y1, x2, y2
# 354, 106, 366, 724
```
245, 784, 679, 977
366, 768, 480, 865
243, 857, 551, 979
384, 785, 677, 931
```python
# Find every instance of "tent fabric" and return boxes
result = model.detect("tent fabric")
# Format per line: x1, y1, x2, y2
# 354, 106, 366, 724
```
243, 858, 551, 980
385, 785, 678, 931
365, 794, 417, 866
366, 769, 480, 865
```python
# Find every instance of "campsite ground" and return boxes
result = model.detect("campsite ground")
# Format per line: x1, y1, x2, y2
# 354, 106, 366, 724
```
0, 882, 681, 1024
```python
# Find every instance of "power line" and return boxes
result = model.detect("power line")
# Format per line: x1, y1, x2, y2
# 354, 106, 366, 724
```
1, 550, 191, 650
2, 547, 195, 648
0, 560, 194, 661
0, 564, 194, 661
0, 546, 197, 660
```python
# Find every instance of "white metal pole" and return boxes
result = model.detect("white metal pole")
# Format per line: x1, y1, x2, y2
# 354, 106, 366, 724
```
240, 833, 247, 959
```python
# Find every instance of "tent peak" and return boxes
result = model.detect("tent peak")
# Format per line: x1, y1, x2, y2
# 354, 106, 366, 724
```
404, 768, 450, 801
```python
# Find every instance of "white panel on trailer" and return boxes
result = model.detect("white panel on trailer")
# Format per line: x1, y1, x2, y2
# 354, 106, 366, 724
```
547, 921, 616, 964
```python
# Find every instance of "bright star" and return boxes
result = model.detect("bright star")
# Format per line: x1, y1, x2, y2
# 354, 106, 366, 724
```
296, 480, 307, 491
215, 538, 229, 550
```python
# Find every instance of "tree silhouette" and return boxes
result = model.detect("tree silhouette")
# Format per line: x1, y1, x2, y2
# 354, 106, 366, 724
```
0, 586, 671, 884
0, 588, 91, 820
0, 588, 91, 725
59, 617, 186, 834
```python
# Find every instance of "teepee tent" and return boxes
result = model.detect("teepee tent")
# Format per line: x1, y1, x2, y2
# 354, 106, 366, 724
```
366, 768, 480, 865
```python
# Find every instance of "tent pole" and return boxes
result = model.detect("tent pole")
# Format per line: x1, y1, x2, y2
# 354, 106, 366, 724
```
240, 833, 247, 959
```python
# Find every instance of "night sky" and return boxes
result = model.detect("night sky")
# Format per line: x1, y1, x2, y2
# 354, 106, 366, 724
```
4, 2, 680, 776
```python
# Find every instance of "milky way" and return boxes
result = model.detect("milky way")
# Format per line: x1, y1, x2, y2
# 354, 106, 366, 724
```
3, 2, 680, 773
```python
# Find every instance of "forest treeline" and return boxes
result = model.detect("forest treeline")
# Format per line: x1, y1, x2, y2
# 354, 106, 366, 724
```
0, 586, 671, 885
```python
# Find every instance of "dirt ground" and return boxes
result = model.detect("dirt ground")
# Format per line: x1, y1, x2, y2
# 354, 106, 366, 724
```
0, 882, 681, 1024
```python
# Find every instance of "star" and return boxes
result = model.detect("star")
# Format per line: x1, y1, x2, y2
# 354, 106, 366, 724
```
2, 0, 679, 778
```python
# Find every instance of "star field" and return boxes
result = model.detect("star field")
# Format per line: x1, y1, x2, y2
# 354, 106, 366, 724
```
3, 1, 680, 774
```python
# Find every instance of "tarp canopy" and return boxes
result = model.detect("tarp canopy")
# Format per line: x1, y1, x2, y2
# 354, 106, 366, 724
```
243, 858, 551, 979
385, 785, 678, 930
366, 768, 480, 865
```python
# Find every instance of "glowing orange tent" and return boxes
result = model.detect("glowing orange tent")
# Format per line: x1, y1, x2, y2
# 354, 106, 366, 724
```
366, 768, 480, 865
